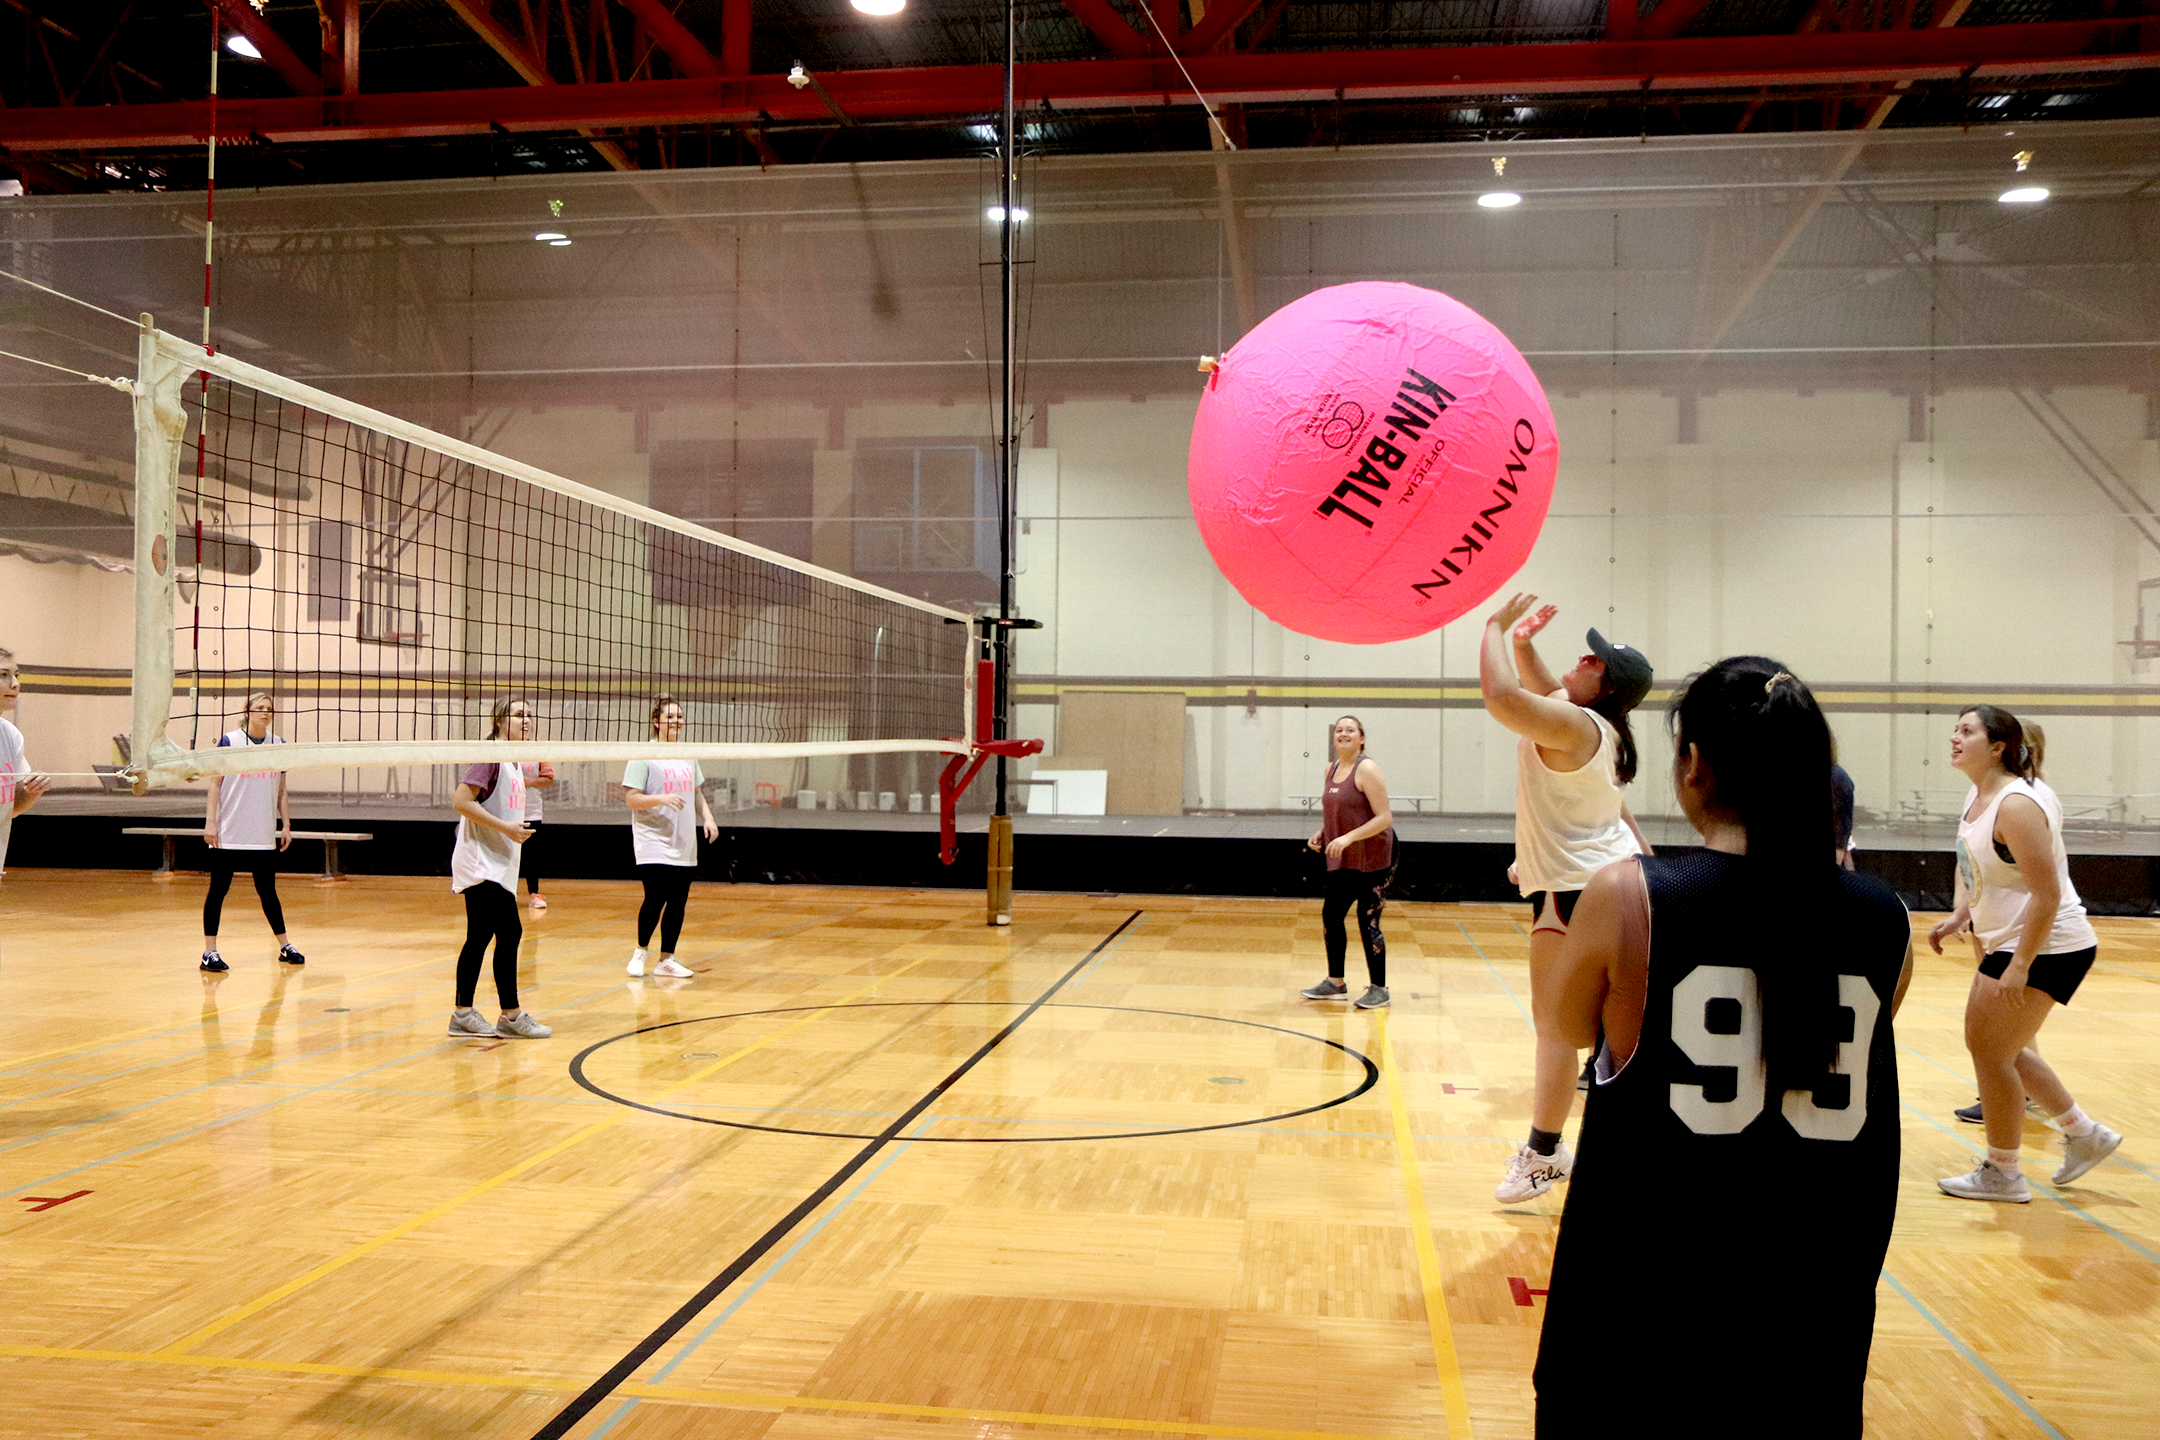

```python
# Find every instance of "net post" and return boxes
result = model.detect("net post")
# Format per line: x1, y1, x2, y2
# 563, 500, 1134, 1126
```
127, 317, 188, 794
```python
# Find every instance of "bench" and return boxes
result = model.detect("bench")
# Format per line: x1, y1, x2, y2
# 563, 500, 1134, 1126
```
120, 827, 375, 881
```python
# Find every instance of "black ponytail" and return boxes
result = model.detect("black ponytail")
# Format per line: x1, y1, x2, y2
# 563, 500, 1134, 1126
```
1588, 693, 1640, 785
1669, 657, 1839, 1083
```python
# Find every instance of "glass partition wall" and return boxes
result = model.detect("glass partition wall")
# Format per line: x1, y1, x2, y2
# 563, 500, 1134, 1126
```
3, 119, 2156, 843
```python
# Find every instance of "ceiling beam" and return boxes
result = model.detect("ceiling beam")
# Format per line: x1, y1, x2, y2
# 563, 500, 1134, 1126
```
208, 0, 324, 95
1181, 0, 1265, 55
613, 0, 722, 78
438, 0, 635, 171
1061, 0, 1155, 59
2, 20, 2152, 150
1638, 0, 1718, 41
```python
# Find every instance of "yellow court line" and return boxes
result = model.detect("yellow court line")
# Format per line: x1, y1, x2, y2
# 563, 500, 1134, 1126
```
0, 1344, 1410, 1440
155, 948, 948, 1357
1378, 1012, 1473, 1440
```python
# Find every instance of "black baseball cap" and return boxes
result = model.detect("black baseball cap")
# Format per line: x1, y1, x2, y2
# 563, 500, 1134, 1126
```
1586, 629, 1654, 713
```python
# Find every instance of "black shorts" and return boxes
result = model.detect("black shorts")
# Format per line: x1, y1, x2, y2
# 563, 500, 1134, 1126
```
1529, 889, 1581, 936
1979, 946, 2096, 1005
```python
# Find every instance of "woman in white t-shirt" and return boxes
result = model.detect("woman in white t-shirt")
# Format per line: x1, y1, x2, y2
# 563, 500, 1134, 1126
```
1481, 594, 1654, 1205
0, 645, 51, 882
446, 698, 551, 1039
1930, 704, 2121, 1202
623, 695, 717, 980
199, 692, 301, 973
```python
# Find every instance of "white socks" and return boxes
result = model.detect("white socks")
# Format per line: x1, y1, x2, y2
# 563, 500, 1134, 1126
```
1987, 1147, 2023, 1178
2052, 1105, 2098, 1139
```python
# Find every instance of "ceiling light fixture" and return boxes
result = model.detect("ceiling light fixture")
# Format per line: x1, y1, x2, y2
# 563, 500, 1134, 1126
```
987, 205, 1029, 222
1998, 186, 2049, 204
224, 33, 262, 59
851, 0, 905, 13
547, 238, 573, 247
1478, 191, 1522, 209
535, 231, 568, 241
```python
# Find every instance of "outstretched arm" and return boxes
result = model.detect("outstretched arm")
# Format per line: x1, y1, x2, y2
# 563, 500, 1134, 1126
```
1512, 603, 1563, 698
1481, 594, 1599, 755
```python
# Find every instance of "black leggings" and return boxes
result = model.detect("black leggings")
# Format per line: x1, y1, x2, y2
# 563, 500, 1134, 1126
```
1322, 864, 1392, 986
456, 882, 523, 1009
519, 820, 543, 892
637, 864, 695, 951
204, 853, 285, 937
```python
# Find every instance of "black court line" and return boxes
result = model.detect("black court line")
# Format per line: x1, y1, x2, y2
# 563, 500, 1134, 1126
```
569, 1001, 1379, 1142
526, 909, 1144, 1440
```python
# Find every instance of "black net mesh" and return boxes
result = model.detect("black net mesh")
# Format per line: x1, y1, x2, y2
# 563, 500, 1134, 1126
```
171, 366, 969, 760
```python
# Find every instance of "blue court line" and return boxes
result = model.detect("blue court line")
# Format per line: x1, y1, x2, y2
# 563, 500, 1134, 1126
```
0, 913, 1051, 1203
1899, 1100, 2160, 1266
1880, 1270, 2069, 1440
0, 902, 880, 1085
1453, 920, 1534, 1028
583, 1117, 944, 1439
0, 1038, 464, 1199
1065, 913, 1143, 989
1896, 1041, 2159, 1189
0, 963, 683, 1195
0, 909, 890, 1147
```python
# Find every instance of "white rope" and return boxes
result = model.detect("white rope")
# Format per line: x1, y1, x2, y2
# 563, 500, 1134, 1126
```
0, 346, 134, 393
0, 267, 138, 327
1134, 5, 1237, 151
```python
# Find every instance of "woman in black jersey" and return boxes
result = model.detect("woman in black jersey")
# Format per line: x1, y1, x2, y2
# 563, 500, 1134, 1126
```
1533, 657, 1914, 1438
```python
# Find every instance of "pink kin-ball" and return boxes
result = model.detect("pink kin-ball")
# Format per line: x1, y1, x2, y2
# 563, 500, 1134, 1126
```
1187, 281, 1558, 644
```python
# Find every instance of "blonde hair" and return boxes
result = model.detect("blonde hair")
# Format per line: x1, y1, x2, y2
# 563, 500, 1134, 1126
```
241, 690, 275, 716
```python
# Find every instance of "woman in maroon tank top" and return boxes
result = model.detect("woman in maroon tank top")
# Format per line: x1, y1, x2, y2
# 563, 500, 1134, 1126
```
1300, 715, 1397, 1009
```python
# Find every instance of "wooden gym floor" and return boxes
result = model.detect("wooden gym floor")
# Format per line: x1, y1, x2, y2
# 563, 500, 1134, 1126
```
0, 869, 2152, 1439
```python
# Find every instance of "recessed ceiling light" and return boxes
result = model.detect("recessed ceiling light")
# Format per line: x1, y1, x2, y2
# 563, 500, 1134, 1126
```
1999, 186, 2049, 204
852, 0, 905, 13
224, 33, 262, 59
534, 231, 567, 241
1478, 191, 1522, 209
547, 238, 573, 247
986, 205, 1029, 222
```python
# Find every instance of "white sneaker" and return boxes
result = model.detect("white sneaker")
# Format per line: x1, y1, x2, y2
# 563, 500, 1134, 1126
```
653, 957, 692, 979
626, 948, 648, 977
495, 1010, 552, 1039
1938, 1159, 2031, 1203
2053, 1125, 2123, 1186
447, 1008, 495, 1038
1494, 1143, 1574, 1204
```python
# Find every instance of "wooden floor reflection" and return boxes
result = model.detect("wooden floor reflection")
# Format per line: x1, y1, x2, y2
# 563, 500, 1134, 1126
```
0, 869, 2151, 1438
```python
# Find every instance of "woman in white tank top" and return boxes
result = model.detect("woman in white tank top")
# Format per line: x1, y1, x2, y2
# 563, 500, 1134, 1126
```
1929, 705, 2120, 1202
1481, 594, 1655, 1205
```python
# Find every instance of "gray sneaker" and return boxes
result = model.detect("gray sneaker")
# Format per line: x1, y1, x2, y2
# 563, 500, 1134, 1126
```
496, 1010, 552, 1039
1938, 1159, 2031, 1203
1354, 985, 1390, 1009
2053, 1124, 2123, 1185
447, 1008, 495, 1038
1299, 978, 1348, 1000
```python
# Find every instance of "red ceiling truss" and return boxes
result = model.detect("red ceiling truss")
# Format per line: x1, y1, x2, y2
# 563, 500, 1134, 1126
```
0, 18, 2155, 153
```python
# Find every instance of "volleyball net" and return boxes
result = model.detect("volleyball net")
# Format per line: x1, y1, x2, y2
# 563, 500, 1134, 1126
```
126, 320, 984, 806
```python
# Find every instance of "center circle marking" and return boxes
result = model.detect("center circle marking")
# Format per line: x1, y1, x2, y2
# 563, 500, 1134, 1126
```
569, 1002, 1379, 1143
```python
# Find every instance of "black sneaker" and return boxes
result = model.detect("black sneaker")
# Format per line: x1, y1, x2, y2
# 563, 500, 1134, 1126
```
1954, 1100, 1984, 1124
277, 944, 306, 965
200, 952, 229, 973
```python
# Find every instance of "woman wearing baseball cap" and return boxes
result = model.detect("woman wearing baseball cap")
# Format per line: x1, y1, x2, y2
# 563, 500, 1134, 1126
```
1481, 594, 1655, 1205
